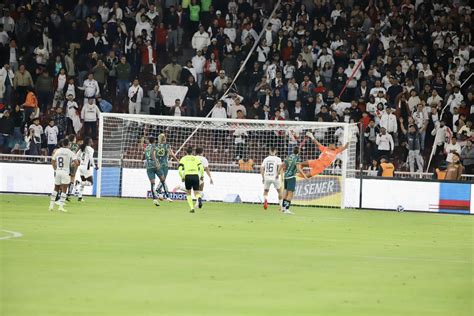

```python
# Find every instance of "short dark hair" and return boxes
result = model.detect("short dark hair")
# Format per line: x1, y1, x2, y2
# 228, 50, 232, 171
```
293, 146, 300, 154
62, 139, 70, 147
148, 136, 155, 144
196, 147, 203, 154
67, 134, 76, 142
186, 146, 193, 154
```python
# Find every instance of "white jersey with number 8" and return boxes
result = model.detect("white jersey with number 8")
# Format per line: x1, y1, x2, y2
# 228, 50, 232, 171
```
53, 148, 76, 185
53, 148, 76, 173
262, 155, 282, 180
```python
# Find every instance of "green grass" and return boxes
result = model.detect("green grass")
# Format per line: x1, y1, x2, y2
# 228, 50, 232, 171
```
1, 194, 473, 316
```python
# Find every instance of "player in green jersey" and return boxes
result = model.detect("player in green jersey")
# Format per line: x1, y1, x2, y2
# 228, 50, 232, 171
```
279, 146, 307, 214
154, 133, 178, 201
144, 136, 161, 206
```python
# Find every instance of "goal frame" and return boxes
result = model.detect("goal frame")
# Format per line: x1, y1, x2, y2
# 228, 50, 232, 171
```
97, 113, 356, 209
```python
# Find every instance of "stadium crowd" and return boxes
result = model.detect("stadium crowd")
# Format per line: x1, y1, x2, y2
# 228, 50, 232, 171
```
0, 0, 472, 176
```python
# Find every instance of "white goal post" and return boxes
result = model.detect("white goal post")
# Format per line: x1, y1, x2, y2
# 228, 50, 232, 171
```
97, 113, 357, 208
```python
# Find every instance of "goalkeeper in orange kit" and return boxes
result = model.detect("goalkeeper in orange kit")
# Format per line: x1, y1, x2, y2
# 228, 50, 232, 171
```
300, 132, 350, 177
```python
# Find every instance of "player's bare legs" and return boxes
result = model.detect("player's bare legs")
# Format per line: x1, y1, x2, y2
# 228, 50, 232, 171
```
156, 175, 172, 202
281, 189, 294, 214
263, 187, 269, 210
49, 184, 69, 212
78, 176, 93, 202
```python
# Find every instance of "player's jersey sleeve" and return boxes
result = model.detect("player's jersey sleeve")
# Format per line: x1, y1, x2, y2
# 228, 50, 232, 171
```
318, 145, 326, 152
200, 156, 209, 168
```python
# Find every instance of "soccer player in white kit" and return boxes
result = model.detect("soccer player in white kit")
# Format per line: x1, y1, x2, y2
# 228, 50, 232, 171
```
261, 147, 282, 209
196, 147, 213, 207
49, 139, 78, 212
76, 137, 96, 201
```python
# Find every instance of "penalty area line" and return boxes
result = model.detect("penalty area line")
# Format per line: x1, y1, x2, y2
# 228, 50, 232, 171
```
0, 229, 23, 240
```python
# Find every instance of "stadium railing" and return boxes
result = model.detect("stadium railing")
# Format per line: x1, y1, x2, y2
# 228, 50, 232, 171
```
1, 154, 473, 182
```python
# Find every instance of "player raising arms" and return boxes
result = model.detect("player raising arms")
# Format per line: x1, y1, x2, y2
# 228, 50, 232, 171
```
154, 133, 178, 202
261, 147, 282, 210
178, 146, 204, 213
301, 132, 349, 178
49, 139, 78, 212
76, 137, 97, 202
144, 136, 161, 206
280, 147, 307, 214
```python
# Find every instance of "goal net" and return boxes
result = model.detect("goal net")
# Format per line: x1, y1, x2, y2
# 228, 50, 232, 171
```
97, 114, 357, 208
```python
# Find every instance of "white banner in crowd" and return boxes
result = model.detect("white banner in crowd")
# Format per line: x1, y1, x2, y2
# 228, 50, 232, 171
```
159, 85, 189, 106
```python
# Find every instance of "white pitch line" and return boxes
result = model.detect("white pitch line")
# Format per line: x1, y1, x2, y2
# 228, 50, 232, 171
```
0, 229, 23, 240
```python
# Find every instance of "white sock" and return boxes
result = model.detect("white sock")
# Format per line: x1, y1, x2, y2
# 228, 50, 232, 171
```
60, 193, 67, 207
50, 191, 58, 208
78, 184, 84, 198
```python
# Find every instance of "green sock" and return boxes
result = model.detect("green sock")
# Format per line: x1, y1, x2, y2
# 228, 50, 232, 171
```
186, 195, 194, 210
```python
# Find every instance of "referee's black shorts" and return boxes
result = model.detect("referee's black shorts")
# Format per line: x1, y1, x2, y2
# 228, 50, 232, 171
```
184, 175, 200, 191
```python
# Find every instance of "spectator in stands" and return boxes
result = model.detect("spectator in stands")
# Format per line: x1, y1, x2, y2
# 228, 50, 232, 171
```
367, 159, 379, 177
0, 110, 13, 153
81, 98, 101, 140
226, 96, 246, 119
97, 95, 113, 113
161, 57, 182, 84
44, 119, 59, 156
128, 79, 144, 114
376, 127, 394, 160
380, 107, 398, 145
185, 76, 200, 117
27, 118, 43, 156
0, 64, 14, 105
66, 94, 82, 135
14, 65, 33, 105
445, 138, 462, 164
116, 57, 132, 100
461, 140, 474, 174
192, 25, 210, 51
80, 73, 100, 106
171, 98, 184, 117
400, 124, 424, 173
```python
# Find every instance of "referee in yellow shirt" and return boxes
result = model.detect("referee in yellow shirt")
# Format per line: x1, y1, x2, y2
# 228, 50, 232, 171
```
178, 147, 204, 213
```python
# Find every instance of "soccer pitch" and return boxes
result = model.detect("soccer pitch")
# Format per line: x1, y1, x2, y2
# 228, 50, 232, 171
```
1, 195, 472, 316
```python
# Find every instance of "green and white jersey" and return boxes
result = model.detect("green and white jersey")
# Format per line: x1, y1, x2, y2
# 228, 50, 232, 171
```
70, 143, 80, 153
144, 144, 156, 169
155, 143, 170, 167
284, 153, 301, 179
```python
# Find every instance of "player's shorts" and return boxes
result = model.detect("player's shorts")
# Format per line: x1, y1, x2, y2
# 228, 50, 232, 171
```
184, 175, 200, 191
308, 159, 326, 177
157, 165, 168, 177
79, 166, 93, 179
55, 170, 71, 185
284, 177, 296, 191
264, 179, 281, 190
146, 167, 160, 180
